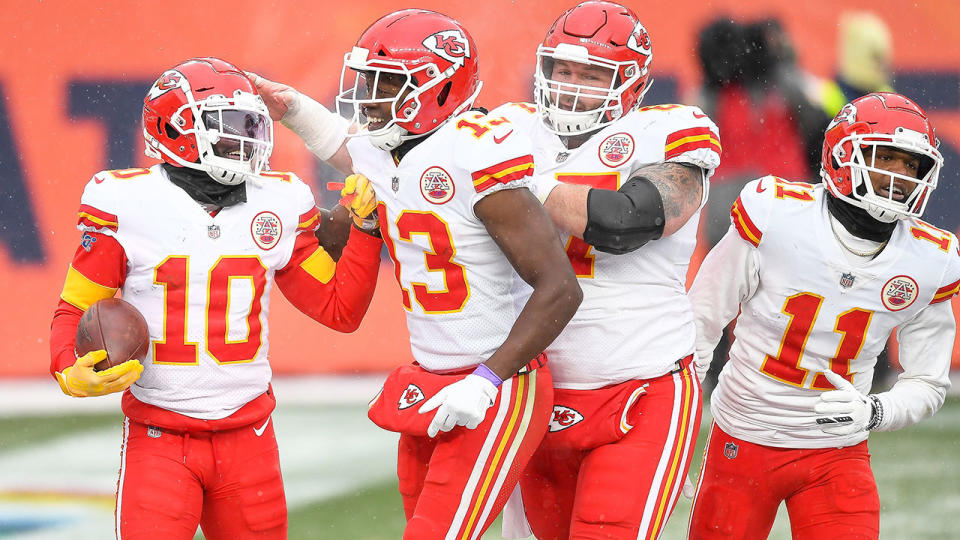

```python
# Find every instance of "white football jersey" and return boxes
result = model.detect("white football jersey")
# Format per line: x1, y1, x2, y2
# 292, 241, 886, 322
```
490, 102, 721, 388
346, 111, 535, 372
704, 177, 960, 448
77, 165, 319, 419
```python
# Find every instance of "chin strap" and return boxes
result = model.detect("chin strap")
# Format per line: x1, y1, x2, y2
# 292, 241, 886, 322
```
826, 195, 895, 243
163, 164, 247, 208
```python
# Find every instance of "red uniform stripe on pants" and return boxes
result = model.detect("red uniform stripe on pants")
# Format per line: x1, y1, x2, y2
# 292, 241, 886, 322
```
639, 366, 702, 539
449, 371, 537, 540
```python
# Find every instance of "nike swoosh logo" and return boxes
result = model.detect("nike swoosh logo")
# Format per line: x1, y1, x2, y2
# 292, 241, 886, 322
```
253, 417, 271, 437
493, 130, 513, 144
692, 112, 708, 119
756, 180, 766, 193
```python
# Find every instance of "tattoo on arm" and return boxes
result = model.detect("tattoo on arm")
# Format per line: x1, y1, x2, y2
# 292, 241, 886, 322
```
640, 163, 704, 222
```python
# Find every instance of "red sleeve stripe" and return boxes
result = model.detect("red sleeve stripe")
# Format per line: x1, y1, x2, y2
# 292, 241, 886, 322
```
77, 204, 118, 232
665, 126, 716, 145
472, 155, 534, 193
664, 130, 722, 161
931, 277, 960, 304
298, 207, 321, 231
730, 197, 762, 247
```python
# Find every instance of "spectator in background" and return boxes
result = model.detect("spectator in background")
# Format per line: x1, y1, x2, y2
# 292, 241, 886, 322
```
820, 11, 894, 118
692, 17, 828, 390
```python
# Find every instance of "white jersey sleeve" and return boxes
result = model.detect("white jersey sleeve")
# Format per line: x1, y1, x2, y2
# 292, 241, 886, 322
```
690, 223, 761, 380
875, 232, 960, 431
452, 109, 536, 210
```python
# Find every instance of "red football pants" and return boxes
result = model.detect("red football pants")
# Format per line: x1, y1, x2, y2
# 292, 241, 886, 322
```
688, 423, 880, 540
116, 417, 286, 540
396, 366, 553, 540
520, 360, 702, 540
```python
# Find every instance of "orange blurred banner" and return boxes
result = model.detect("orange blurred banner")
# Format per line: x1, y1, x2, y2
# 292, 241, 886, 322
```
2, 0, 958, 377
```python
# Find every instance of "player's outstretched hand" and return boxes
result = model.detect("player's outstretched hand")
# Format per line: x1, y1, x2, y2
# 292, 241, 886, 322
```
245, 71, 296, 121
418, 374, 499, 438
340, 174, 379, 231
56, 350, 143, 398
813, 371, 876, 436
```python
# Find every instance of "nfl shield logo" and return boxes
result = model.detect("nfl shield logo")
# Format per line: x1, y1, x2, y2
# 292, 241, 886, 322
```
556, 152, 570, 163
207, 224, 220, 240
840, 272, 855, 289
723, 442, 739, 460
391, 176, 400, 192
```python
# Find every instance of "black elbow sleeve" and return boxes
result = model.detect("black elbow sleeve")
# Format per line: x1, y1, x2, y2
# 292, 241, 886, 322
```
582, 175, 665, 254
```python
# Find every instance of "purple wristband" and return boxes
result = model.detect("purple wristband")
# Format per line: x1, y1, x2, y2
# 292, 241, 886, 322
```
472, 363, 503, 388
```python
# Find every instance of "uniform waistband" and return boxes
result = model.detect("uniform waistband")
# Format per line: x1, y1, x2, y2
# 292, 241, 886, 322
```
670, 354, 694, 374
517, 352, 548, 375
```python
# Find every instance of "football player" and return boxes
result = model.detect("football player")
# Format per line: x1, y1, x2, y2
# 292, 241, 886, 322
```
687, 92, 959, 539
48, 57, 383, 539
251, 9, 582, 539
480, 2, 720, 538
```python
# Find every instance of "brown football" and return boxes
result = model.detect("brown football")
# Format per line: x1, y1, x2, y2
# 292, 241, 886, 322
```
75, 298, 150, 372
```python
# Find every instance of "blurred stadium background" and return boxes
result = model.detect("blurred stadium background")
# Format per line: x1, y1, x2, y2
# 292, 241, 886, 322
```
1, 0, 958, 538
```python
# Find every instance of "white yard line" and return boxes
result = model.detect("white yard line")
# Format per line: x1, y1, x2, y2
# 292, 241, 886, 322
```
0, 399, 396, 539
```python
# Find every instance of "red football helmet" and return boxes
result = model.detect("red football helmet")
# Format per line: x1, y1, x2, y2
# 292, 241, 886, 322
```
535, 1, 653, 135
821, 92, 942, 222
336, 9, 482, 151
142, 57, 273, 185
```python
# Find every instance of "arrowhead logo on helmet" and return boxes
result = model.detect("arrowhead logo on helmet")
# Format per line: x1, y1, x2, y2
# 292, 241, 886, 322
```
424, 29, 471, 65
146, 71, 185, 101
627, 22, 652, 55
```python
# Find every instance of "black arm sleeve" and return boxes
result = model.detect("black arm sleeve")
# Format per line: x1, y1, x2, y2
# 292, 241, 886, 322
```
582, 174, 665, 255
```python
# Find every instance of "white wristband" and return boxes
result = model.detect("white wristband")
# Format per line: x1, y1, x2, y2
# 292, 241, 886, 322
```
280, 91, 349, 161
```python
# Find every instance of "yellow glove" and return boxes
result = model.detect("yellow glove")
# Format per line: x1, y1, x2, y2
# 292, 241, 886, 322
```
55, 350, 144, 398
339, 174, 379, 230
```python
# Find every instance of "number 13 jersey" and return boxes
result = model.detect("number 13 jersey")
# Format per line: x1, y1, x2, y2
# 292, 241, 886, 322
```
347, 111, 535, 373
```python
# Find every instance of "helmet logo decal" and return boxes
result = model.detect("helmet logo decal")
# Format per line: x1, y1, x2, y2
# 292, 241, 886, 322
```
827, 103, 858, 131
251, 211, 282, 250
626, 22, 652, 55
146, 71, 185, 101
420, 166, 455, 204
423, 29, 471, 66
881, 275, 918, 311
598, 133, 635, 168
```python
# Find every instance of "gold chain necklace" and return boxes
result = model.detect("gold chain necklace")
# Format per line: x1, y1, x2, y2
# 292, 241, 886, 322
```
829, 217, 888, 258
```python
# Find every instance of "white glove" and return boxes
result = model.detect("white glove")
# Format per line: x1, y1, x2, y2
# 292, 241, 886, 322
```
418, 374, 499, 438
682, 474, 696, 499
813, 371, 881, 436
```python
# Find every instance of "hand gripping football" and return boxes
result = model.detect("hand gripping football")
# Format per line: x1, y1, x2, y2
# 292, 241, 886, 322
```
75, 298, 150, 371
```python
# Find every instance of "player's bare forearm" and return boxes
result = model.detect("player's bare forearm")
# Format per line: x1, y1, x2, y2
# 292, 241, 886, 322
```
543, 183, 591, 236
640, 162, 704, 236
476, 188, 582, 380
